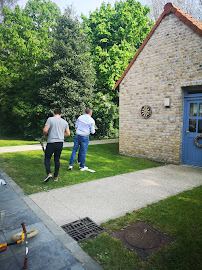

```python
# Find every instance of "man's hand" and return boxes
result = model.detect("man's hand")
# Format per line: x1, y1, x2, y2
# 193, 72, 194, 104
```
43, 125, 50, 137
64, 128, 70, 138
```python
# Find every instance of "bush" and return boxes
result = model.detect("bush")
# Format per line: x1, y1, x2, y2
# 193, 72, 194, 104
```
90, 92, 119, 138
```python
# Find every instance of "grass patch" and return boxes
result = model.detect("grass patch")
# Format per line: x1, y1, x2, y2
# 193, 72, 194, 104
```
0, 136, 116, 147
80, 186, 202, 270
0, 143, 161, 195
0, 139, 39, 147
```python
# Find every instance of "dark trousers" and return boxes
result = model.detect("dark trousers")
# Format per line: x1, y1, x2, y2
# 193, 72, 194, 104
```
45, 142, 63, 177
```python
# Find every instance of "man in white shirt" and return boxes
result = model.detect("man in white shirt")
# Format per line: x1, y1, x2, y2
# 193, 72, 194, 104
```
68, 107, 95, 171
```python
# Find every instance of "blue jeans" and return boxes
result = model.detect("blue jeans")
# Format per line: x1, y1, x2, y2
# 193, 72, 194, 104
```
69, 134, 89, 168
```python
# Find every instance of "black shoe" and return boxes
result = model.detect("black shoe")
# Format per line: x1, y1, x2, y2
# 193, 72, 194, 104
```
44, 174, 52, 183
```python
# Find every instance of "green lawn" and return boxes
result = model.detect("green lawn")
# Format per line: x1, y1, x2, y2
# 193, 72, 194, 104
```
0, 143, 161, 195
0, 139, 39, 147
81, 186, 202, 270
0, 135, 114, 147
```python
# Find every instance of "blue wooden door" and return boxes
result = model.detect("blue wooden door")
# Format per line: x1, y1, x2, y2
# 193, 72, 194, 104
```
182, 98, 202, 167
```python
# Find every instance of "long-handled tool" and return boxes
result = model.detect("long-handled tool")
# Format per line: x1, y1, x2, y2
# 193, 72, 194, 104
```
38, 138, 45, 164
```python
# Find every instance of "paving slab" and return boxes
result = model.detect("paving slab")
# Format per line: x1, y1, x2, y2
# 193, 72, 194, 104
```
0, 196, 28, 215
3, 208, 41, 231
0, 172, 102, 270
0, 185, 19, 202
0, 256, 21, 270
14, 239, 80, 270
29, 164, 202, 226
4, 222, 55, 254
0, 232, 13, 261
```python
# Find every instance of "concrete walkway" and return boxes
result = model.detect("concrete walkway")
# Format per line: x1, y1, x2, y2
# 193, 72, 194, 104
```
0, 139, 118, 154
29, 165, 202, 227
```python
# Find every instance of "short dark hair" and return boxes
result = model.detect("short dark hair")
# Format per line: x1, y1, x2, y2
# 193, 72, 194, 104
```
85, 107, 92, 114
54, 108, 62, 115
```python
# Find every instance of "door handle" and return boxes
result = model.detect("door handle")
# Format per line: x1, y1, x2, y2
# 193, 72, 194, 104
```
185, 129, 190, 136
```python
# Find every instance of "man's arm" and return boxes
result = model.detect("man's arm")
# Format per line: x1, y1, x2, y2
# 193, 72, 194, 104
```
43, 125, 50, 138
75, 119, 79, 129
64, 128, 70, 138
90, 123, 95, 134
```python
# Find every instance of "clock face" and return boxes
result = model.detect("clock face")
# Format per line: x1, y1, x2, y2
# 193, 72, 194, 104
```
141, 105, 152, 119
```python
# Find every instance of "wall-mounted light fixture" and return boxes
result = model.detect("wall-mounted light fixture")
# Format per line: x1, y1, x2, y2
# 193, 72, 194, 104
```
164, 98, 170, 107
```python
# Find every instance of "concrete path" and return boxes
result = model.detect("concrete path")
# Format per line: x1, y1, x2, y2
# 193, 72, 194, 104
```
29, 164, 202, 226
0, 169, 102, 270
0, 139, 118, 154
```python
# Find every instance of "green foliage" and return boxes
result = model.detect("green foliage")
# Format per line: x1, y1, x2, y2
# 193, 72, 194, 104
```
0, 0, 17, 18
0, 0, 61, 138
81, 0, 153, 137
82, 0, 153, 98
39, 9, 96, 128
0, 0, 153, 139
0, 0, 60, 89
90, 92, 119, 138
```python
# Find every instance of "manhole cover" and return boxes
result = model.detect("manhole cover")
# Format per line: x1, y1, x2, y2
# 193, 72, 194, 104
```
61, 217, 104, 242
124, 226, 161, 249
112, 222, 174, 260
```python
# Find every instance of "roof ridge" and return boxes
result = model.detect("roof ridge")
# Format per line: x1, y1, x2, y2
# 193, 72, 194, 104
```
165, 2, 202, 30
115, 2, 202, 89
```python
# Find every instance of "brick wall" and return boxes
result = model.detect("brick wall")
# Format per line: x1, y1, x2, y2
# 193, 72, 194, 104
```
119, 13, 202, 164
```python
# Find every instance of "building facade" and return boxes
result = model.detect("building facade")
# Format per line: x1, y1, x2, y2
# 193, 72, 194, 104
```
115, 3, 202, 166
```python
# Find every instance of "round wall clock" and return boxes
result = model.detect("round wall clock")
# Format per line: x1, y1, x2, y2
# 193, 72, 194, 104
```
141, 105, 152, 119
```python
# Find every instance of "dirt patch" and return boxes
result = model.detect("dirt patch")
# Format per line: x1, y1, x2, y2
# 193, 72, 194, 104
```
111, 222, 174, 260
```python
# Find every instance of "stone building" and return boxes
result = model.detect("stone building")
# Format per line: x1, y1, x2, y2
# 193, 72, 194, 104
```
115, 3, 202, 167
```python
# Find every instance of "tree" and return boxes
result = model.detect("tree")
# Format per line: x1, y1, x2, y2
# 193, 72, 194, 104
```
0, 0, 17, 8
0, 0, 61, 138
0, 0, 18, 19
148, 0, 202, 21
82, 0, 153, 100
39, 8, 96, 129
89, 92, 119, 138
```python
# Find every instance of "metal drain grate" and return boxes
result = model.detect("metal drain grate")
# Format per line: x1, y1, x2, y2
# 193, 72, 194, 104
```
61, 217, 104, 242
